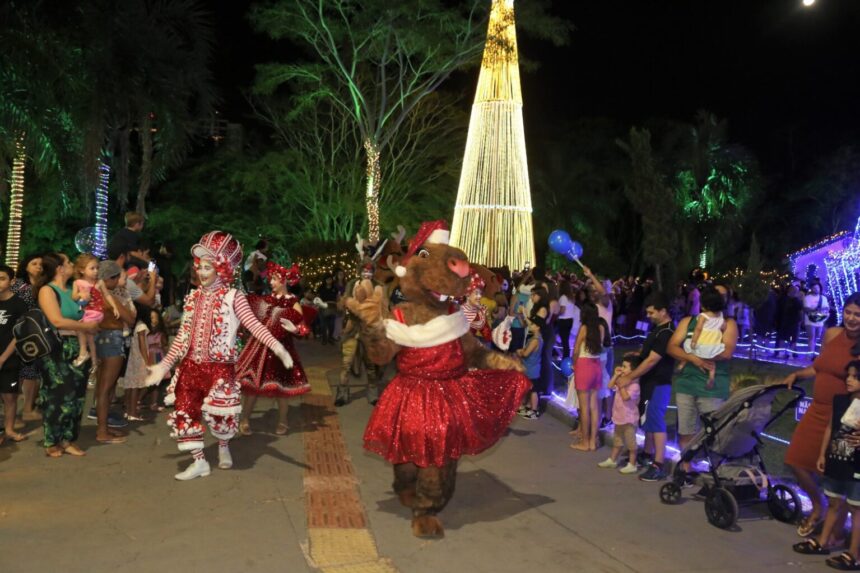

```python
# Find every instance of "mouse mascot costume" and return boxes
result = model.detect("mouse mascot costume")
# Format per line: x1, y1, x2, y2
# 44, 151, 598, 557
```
346, 221, 530, 538
146, 231, 294, 481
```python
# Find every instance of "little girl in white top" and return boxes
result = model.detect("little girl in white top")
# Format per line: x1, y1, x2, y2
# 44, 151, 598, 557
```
681, 289, 727, 389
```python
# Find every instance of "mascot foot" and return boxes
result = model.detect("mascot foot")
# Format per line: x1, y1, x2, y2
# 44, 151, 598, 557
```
175, 459, 211, 481
397, 488, 416, 508
411, 515, 445, 539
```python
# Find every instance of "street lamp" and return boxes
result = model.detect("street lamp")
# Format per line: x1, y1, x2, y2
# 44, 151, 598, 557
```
802, 0, 815, 6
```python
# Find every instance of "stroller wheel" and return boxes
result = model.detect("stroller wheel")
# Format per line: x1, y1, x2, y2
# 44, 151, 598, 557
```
660, 482, 682, 505
705, 487, 739, 529
768, 484, 802, 523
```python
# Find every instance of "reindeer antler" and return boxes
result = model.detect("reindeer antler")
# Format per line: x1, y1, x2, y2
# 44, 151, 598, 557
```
391, 225, 406, 245
355, 233, 367, 258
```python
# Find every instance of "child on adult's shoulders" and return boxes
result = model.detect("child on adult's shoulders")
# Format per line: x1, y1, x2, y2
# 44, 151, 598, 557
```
793, 360, 860, 570
597, 354, 642, 474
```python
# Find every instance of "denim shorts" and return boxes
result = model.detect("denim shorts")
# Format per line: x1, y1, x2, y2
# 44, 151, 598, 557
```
642, 384, 671, 433
96, 329, 125, 359
675, 393, 726, 436
822, 476, 860, 506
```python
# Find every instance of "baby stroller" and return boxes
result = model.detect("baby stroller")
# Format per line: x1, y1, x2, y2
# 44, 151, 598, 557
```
659, 383, 806, 529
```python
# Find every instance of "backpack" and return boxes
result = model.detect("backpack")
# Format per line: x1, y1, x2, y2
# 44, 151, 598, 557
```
13, 309, 62, 362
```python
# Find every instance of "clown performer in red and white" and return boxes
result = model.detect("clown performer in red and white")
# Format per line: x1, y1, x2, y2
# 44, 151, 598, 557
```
462, 271, 492, 343
145, 231, 294, 481
235, 261, 311, 436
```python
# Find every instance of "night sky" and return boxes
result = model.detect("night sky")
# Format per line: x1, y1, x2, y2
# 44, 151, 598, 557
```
211, 0, 860, 180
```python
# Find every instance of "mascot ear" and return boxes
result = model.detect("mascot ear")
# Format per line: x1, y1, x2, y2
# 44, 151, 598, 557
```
395, 265, 407, 278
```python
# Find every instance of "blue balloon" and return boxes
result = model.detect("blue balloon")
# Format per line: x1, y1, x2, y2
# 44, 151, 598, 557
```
560, 357, 574, 377
566, 241, 584, 261
548, 229, 572, 255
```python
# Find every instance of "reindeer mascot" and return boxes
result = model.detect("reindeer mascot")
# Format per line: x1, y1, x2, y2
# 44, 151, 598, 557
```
347, 221, 530, 538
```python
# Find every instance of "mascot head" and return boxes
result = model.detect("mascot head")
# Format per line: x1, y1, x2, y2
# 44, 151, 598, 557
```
394, 221, 471, 309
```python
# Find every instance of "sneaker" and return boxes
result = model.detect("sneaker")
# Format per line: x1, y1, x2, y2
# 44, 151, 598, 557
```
693, 486, 710, 499
636, 451, 654, 467
597, 457, 618, 469
516, 405, 528, 415
521, 409, 540, 420
639, 464, 668, 482
107, 413, 128, 428
682, 473, 699, 489
87, 407, 97, 421
619, 463, 638, 474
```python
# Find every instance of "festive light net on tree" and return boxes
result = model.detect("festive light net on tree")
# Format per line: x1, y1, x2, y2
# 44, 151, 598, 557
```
450, 0, 535, 269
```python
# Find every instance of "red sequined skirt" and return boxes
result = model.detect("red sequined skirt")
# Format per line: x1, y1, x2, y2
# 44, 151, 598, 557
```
363, 368, 531, 468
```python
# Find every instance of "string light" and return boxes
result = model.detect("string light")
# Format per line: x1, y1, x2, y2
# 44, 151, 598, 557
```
450, 0, 535, 270
824, 217, 860, 316
4, 137, 26, 267
292, 251, 356, 289
364, 140, 381, 243
93, 160, 110, 259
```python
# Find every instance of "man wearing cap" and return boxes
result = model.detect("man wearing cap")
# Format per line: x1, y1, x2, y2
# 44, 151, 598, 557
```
145, 231, 294, 480
94, 260, 137, 444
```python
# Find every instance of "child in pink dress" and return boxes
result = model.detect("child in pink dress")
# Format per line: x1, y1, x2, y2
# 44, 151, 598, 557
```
72, 254, 120, 368
597, 355, 641, 474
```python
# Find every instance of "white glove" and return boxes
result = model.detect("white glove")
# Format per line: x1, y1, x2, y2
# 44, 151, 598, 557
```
274, 345, 293, 369
313, 296, 329, 309
145, 362, 169, 387
280, 318, 297, 333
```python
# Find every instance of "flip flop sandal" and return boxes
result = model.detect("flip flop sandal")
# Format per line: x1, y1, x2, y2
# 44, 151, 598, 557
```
793, 539, 830, 555
798, 516, 824, 537
239, 421, 252, 436
275, 423, 289, 435
826, 552, 860, 570
96, 436, 127, 444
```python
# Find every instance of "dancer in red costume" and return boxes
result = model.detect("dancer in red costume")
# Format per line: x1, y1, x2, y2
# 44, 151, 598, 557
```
348, 221, 530, 537
145, 231, 294, 481
236, 261, 310, 436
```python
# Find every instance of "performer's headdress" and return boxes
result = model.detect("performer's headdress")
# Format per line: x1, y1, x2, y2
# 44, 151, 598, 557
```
393, 220, 450, 278
466, 271, 485, 295
266, 261, 301, 286
191, 231, 243, 282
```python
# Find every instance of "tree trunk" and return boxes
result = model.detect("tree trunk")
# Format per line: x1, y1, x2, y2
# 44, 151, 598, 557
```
4, 140, 26, 266
654, 262, 663, 293
116, 127, 131, 209
136, 114, 153, 217
363, 138, 381, 242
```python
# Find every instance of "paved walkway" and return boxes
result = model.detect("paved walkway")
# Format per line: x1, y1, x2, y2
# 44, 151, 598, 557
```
0, 341, 833, 572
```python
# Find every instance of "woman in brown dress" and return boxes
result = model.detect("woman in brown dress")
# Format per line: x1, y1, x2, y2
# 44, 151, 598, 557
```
784, 292, 860, 537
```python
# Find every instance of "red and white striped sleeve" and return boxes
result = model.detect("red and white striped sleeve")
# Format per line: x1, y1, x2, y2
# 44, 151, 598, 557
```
233, 290, 285, 354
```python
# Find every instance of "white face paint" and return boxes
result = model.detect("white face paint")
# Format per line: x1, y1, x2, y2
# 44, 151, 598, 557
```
197, 259, 218, 287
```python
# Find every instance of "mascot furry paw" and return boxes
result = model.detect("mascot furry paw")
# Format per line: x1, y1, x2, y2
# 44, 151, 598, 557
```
346, 220, 530, 538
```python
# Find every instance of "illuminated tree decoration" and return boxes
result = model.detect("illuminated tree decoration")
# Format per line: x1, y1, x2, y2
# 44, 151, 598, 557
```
93, 160, 110, 259
450, 0, 535, 269
5, 138, 26, 267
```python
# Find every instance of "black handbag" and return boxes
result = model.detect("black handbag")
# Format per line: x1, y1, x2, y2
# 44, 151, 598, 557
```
13, 309, 62, 362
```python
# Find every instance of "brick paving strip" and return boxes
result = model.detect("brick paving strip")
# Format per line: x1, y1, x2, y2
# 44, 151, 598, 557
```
300, 366, 399, 573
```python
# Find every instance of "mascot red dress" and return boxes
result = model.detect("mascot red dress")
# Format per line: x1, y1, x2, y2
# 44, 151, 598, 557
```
348, 221, 530, 538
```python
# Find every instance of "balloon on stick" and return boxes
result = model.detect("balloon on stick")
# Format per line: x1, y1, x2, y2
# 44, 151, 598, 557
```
566, 240, 585, 270
547, 229, 572, 255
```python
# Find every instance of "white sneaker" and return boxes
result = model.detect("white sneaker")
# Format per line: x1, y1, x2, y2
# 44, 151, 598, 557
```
174, 459, 211, 481
619, 463, 638, 474
218, 445, 233, 469
597, 457, 618, 469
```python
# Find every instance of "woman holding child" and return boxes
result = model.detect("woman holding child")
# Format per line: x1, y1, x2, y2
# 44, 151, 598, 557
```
784, 292, 860, 547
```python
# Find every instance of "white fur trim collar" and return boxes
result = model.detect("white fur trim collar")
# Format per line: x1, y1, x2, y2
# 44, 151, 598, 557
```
384, 311, 469, 348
